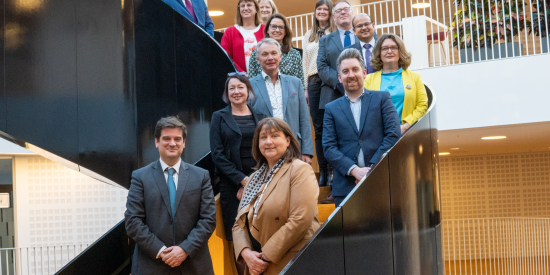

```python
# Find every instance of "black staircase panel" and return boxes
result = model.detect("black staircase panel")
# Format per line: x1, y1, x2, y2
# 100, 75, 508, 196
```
75, 0, 137, 185
342, 157, 393, 275
0, 0, 5, 131
5, 0, 80, 164
134, 0, 179, 169
388, 113, 438, 275
282, 207, 345, 275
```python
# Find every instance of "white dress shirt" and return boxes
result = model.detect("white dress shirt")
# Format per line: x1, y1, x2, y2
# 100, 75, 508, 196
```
159, 158, 181, 189
261, 70, 284, 119
344, 91, 366, 175
337, 27, 356, 47
156, 157, 182, 258
359, 38, 376, 67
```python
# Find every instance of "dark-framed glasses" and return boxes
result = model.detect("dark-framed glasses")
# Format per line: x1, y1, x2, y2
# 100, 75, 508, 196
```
355, 22, 373, 29
269, 25, 285, 31
334, 7, 351, 14
381, 46, 399, 52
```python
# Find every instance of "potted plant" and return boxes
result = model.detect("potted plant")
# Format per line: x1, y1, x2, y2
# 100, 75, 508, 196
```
451, 0, 531, 62
531, 0, 550, 52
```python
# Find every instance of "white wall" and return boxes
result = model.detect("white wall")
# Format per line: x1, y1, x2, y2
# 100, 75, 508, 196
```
13, 156, 128, 248
416, 54, 550, 130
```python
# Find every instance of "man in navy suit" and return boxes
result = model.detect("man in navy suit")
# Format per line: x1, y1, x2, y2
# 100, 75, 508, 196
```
344, 13, 378, 74
162, 0, 215, 37
323, 48, 400, 206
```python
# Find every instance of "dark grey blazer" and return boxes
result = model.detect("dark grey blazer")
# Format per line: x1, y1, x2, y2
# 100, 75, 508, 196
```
344, 38, 378, 74
249, 73, 314, 156
317, 31, 350, 109
210, 104, 266, 186
125, 160, 216, 275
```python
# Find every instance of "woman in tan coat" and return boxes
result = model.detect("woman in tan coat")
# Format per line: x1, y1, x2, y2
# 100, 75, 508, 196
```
233, 117, 320, 275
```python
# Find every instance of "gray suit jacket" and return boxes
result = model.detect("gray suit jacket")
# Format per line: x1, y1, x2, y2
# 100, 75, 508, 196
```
317, 31, 351, 109
125, 160, 216, 275
249, 73, 314, 156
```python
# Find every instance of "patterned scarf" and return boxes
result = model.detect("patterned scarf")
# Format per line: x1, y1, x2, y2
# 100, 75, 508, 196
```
316, 26, 328, 40
239, 158, 285, 211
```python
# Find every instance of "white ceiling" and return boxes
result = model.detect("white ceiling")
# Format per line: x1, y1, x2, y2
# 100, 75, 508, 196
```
437, 121, 550, 156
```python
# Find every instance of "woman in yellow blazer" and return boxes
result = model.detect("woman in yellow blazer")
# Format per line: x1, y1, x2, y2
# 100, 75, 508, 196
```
232, 117, 320, 275
364, 33, 428, 134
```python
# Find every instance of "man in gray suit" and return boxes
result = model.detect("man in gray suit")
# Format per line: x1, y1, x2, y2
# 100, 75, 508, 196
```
125, 116, 216, 275
249, 38, 314, 164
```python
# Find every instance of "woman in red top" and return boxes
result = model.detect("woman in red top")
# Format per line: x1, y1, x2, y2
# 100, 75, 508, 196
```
221, 0, 265, 73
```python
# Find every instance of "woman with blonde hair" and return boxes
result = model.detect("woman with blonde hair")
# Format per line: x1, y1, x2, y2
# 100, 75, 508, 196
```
302, 0, 337, 187
258, 0, 278, 24
364, 33, 428, 134
233, 117, 320, 275
221, 0, 265, 72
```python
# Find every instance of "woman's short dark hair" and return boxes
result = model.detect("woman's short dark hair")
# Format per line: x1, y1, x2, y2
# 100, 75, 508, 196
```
222, 74, 256, 104
264, 13, 293, 54
371, 33, 412, 71
252, 118, 301, 168
235, 0, 262, 26
154, 116, 187, 140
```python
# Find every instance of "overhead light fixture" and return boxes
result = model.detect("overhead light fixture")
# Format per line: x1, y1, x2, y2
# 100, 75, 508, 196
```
439, 152, 450, 155
450, 148, 460, 150
209, 11, 224, 16
412, 3, 430, 8
481, 136, 507, 140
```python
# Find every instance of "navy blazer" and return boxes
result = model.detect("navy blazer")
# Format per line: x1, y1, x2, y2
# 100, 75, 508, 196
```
322, 89, 400, 197
249, 73, 314, 156
210, 105, 266, 186
162, 0, 214, 37
125, 160, 216, 275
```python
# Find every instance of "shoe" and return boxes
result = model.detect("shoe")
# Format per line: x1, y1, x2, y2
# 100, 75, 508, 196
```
318, 168, 328, 187
320, 192, 335, 204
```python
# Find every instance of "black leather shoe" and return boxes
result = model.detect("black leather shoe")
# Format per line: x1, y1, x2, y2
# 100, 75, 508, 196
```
320, 192, 335, 204
318, 168, 328, 187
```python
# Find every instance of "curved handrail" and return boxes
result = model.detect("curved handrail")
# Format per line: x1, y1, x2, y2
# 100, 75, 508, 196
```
282, 85, 442, 275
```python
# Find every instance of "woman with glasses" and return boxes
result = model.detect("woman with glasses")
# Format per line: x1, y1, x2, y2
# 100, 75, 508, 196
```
210, 73, 266, 243
247, 13, 305, 88
221, 0, 265, 73
233, 117, 320, 275
258, 0, 278, 24
302, 0, 337, 187
364, 33, 428, 134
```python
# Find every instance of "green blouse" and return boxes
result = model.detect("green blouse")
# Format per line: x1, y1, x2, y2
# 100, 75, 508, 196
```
248, 48, 305, 88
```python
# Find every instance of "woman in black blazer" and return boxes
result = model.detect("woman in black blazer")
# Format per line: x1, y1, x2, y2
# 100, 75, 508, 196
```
210, 73, 266, 241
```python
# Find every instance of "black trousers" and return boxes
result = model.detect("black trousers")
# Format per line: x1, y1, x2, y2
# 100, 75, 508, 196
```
307, 74, 327, 169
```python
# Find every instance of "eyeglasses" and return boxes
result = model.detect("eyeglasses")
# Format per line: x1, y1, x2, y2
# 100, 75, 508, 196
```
227, 72, 247, 77
381, 46, 399, 52
239, 3, 254, 9
334, 7, 351, 14
269, 25, 285, 31
355, 22, 373, 29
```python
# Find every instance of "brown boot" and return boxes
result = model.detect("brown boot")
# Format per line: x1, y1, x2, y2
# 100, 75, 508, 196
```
320, 192, 335, 204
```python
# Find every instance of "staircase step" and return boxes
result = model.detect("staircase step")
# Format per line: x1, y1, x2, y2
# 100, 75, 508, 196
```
318, 186, 332, 204
317, 204, 336, 223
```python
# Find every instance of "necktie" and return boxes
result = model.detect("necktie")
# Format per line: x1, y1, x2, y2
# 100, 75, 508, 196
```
184, 0, 197, 23
344, 31, 351, 47
364, 44, 374, 74
167, 168, 177, 217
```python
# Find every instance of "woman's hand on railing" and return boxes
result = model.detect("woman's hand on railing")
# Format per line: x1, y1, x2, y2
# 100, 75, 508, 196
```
241, 248, 269, 275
